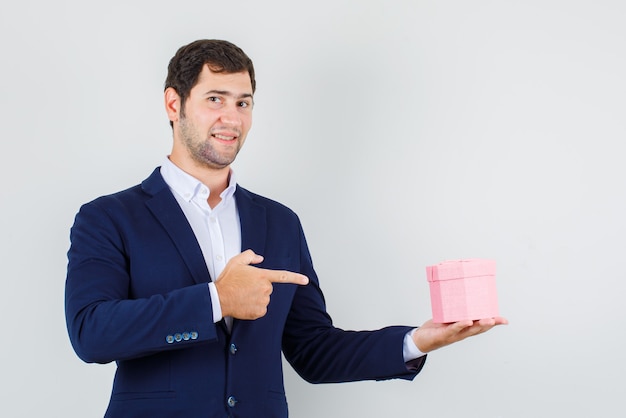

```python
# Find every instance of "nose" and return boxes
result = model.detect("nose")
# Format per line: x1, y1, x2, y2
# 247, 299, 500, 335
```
219, 104, 241, 126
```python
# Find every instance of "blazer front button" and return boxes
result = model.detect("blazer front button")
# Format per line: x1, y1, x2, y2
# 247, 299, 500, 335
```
227, 396, 237, 407
229, 343, 238, 355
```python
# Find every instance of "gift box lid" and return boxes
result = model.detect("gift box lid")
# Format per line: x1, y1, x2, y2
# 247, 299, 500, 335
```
426, 259, 496, 282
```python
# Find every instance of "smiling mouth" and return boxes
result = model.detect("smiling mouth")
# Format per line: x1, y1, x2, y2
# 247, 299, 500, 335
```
212, 133, 237, 141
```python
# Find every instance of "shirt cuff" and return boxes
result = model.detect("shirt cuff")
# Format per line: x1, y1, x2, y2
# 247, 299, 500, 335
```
208, 282, 223, 323
403, 328, 426, 362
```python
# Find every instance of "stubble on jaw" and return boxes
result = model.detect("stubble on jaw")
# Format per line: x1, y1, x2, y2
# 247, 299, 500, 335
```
178, 116, 241, 170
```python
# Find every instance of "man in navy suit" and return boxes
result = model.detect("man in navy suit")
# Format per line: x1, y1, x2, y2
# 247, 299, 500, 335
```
65, 39, 507, 417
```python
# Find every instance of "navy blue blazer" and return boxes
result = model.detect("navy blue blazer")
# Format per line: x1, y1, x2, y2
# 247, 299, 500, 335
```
65, 168, 425, 417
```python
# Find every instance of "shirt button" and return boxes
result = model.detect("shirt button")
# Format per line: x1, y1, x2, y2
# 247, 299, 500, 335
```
227, 396, 237, 408
230, 343, 238, 355
216, 255, 223, 261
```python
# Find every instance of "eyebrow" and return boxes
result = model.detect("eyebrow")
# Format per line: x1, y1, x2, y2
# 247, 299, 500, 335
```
204, 89, 254, 100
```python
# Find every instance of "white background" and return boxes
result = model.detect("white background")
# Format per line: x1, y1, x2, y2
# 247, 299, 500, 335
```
2, 1, 625, 417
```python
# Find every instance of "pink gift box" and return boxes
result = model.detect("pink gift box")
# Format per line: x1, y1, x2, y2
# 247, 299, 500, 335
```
426, 259, 499, 323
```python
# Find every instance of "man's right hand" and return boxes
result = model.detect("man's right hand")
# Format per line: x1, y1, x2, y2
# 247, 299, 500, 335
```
214, 249, 309, 320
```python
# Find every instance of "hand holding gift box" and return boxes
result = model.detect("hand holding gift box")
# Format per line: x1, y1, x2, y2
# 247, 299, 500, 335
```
409, 259, 507, 354
426, 259, 499, 323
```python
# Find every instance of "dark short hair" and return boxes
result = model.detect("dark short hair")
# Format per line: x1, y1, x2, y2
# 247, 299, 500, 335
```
164, 39, 256, 125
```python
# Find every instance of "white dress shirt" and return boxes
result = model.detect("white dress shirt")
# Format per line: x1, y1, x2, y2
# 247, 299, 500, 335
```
159, 157, 425, 360
160, 157, 239, 330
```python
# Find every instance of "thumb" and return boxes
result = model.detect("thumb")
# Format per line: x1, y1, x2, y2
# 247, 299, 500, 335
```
235, 249, 264, 266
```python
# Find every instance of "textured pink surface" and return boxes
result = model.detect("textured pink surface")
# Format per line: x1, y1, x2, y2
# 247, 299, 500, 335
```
426, 259, 499, 323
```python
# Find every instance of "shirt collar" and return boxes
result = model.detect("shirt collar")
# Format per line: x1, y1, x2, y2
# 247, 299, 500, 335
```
160, 157, 238, 203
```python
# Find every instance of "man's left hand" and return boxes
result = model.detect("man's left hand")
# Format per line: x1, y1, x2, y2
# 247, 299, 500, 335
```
412, 317, 508, 353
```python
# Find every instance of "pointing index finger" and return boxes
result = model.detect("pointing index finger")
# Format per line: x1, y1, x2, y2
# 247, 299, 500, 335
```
268, 270, 309, 285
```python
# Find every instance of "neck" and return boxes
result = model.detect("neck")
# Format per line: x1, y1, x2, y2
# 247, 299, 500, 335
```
168, 154, 231, 209
200, 167, 230, 209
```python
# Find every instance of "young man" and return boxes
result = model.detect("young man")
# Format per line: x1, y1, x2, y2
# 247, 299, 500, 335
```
65, 39, 507, 417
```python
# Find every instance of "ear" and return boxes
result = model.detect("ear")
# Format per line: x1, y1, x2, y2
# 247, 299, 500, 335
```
164, 87, 181, 123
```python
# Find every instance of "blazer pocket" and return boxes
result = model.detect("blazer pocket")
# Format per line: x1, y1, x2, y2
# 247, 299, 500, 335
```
258, 256, 296, 272
112, 354, 172, 398
267, 389, 287, 401
111, 390, 176, 401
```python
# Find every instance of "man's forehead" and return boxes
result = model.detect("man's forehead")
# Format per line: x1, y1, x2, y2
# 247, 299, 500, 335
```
196, 65, 253, 91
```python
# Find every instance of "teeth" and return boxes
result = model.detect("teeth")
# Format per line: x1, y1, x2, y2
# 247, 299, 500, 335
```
214, 134, 235, 141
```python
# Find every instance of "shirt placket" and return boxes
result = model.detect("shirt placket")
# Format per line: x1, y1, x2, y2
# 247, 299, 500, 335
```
195, 191, 232, 330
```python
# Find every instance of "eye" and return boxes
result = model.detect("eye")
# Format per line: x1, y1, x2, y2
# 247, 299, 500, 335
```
208, 96, 222, 103
238, 100, 251, 108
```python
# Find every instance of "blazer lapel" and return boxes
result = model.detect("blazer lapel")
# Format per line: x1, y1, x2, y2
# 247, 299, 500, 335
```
142, 168, 212, 285
235, 186, 267, 256
231, 186, 267, 335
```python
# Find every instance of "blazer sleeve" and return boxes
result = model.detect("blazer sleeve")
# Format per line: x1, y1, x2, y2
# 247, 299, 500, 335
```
65, 198, 217, 364
281, 219, 426, 384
